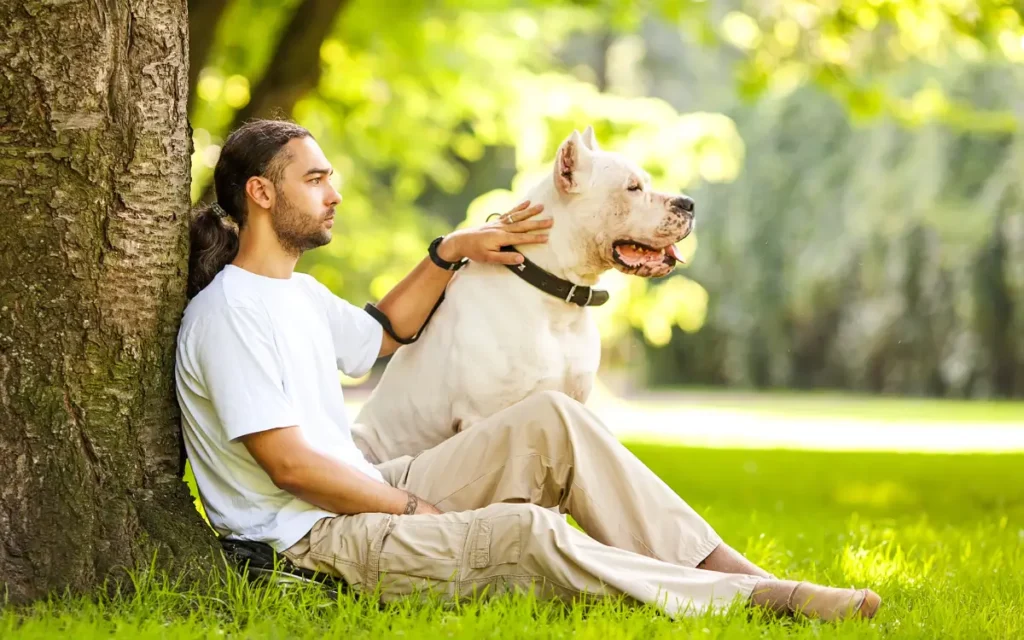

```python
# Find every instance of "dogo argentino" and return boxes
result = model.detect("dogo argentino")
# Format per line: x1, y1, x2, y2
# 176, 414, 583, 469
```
353, 126, 695, 463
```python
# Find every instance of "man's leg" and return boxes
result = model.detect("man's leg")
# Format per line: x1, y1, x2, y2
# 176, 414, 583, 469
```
371, 391, 879, 620
284, 502, 760, 617
378, 390, 737, 569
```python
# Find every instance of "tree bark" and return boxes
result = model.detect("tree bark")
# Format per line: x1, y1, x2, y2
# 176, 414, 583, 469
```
188, 0, 231, 103
0, 0, 215, 603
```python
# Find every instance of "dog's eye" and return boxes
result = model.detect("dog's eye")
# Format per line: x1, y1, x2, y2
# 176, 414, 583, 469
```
627, 183, 642, 192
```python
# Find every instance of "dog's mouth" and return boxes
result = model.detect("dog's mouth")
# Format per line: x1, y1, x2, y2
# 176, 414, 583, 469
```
611, 240, 684, 277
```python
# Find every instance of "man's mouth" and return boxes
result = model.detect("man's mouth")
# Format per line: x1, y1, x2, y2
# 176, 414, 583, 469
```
611, 240, 685, 276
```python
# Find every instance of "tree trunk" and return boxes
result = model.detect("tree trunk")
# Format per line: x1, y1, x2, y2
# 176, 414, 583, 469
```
188, 0, 231, 104
0, 0, 215, 603
231, 0, 348, 126
198, 0, 349, 203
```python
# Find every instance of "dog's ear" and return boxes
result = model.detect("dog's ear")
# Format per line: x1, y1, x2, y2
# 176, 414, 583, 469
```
555, 130, 589, 194
580, 125, 600, 151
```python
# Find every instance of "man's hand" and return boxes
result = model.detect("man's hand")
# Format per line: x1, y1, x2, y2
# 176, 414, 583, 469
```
437, 201, 550, 266
403, 492, 443, 515
369, 201, 550, 358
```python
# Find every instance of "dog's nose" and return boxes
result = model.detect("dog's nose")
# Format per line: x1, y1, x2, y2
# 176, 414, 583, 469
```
670, 196, 695, 213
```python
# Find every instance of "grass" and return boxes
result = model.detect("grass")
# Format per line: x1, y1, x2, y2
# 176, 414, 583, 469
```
7, 386, 1024, 638
5, 445, 1024, 638
633, 387, 1024, 423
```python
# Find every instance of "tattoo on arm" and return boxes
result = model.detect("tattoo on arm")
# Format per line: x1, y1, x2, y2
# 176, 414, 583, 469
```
403, 493, 418, 515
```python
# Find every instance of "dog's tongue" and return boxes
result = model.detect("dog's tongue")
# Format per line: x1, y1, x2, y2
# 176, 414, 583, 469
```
666, 244, 686, 264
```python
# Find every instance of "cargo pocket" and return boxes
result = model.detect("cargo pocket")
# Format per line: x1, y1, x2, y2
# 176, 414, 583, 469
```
375, 517, 471, 598
469, 513, 523, 569
307, 513, 393, 588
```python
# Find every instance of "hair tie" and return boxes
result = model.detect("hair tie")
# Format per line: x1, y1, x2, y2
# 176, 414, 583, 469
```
210, 202, 228, 218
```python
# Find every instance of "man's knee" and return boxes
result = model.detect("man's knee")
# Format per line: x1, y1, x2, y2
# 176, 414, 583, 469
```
478, 502, 563, 531
522, 390, 602, 440
519, 389, 571, 415
469, 503, 563, 567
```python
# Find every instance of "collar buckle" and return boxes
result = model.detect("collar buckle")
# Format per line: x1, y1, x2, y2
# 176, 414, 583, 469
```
565, 285, 593, 306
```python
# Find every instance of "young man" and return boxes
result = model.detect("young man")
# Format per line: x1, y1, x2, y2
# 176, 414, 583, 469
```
175, 119, 880, 620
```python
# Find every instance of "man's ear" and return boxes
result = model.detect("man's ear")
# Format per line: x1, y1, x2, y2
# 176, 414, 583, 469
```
580, 125, 600, 152
245, 175, 275, 210
554, 130, 590, 194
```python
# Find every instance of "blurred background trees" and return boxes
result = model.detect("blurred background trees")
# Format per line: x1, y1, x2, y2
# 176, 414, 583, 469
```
187, 0, 1024, 398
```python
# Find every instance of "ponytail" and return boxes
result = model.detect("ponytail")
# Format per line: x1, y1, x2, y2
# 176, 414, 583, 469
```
186, 203, 240, 299
185, 119, 311, 298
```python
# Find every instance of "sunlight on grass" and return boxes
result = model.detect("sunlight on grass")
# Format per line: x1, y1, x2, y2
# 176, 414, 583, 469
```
833, 481, 920, 510
7, 445, 1024, 638
841, 539, 920, 588
346, 384, 1024, 454
632, 387, 1024, 423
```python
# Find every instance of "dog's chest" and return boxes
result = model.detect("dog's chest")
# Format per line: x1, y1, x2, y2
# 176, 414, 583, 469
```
515, 307, 600, 401
446, 270, 601, 405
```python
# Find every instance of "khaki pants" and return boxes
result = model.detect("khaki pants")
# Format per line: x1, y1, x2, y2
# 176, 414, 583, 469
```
283, 391, 759, 617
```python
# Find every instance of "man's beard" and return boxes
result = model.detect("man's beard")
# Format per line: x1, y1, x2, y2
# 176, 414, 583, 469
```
272, 192, 332, 255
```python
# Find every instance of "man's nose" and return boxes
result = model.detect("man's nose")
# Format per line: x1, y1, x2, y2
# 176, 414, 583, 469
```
670, 196, 695, 214
327, 184, 342, 206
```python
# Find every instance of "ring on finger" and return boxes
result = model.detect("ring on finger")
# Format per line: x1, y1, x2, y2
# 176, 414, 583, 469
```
501, 213, 515, 224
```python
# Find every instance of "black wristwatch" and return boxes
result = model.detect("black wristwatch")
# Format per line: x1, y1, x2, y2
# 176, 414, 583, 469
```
428, 236, 468, 271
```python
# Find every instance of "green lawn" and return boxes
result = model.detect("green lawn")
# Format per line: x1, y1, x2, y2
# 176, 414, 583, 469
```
633, 388, 1024, 423
5, 442, 1023, 638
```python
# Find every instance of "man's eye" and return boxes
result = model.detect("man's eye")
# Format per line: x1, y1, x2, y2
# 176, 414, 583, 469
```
311, 177, 321, 185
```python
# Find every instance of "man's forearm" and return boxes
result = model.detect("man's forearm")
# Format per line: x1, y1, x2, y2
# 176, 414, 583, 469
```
374, 236, 462, 355
375, 255, 454, 344
276, 448, 431, 515
372, 202, 546, 355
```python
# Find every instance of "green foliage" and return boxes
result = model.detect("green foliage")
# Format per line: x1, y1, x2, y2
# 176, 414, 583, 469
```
187, 0, 1024, 396
7, 442, 1024, 637
647, 54, 1024, 396
720, 0, 1024, 127
190, 1, 733, 313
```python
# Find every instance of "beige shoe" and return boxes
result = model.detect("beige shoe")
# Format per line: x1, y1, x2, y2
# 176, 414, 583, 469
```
787, 581, 882, 621
752, 580, 881, 622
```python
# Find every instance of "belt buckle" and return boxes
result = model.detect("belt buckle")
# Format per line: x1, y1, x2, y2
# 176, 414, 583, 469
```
565, 284, 576, 304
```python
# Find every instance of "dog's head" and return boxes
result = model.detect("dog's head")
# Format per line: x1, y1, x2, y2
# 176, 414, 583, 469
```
551, 127, 694, 278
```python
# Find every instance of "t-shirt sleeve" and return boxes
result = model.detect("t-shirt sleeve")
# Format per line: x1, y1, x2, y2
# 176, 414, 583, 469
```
312, 281, 383, 378
197, 306, 301, 441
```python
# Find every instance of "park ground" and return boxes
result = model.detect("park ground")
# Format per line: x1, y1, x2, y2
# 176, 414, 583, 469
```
4, 389, 1024, 639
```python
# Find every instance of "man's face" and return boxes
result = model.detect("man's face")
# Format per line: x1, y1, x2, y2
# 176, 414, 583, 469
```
269, 137, 341, 254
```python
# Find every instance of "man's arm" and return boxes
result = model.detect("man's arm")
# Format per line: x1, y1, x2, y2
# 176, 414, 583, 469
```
373, 201, 550, 357
241, 426, 441, 515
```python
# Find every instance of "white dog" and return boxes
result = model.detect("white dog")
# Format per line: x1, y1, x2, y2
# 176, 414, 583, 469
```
352, 127, 695, 463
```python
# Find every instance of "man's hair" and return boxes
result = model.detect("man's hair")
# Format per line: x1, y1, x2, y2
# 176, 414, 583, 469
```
187, 119, 311, 298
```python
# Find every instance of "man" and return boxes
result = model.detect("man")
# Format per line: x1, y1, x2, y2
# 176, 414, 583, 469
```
175, 119, 880, 620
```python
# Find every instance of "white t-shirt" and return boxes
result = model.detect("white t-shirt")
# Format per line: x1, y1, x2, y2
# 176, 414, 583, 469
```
174, 264, 384, 552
